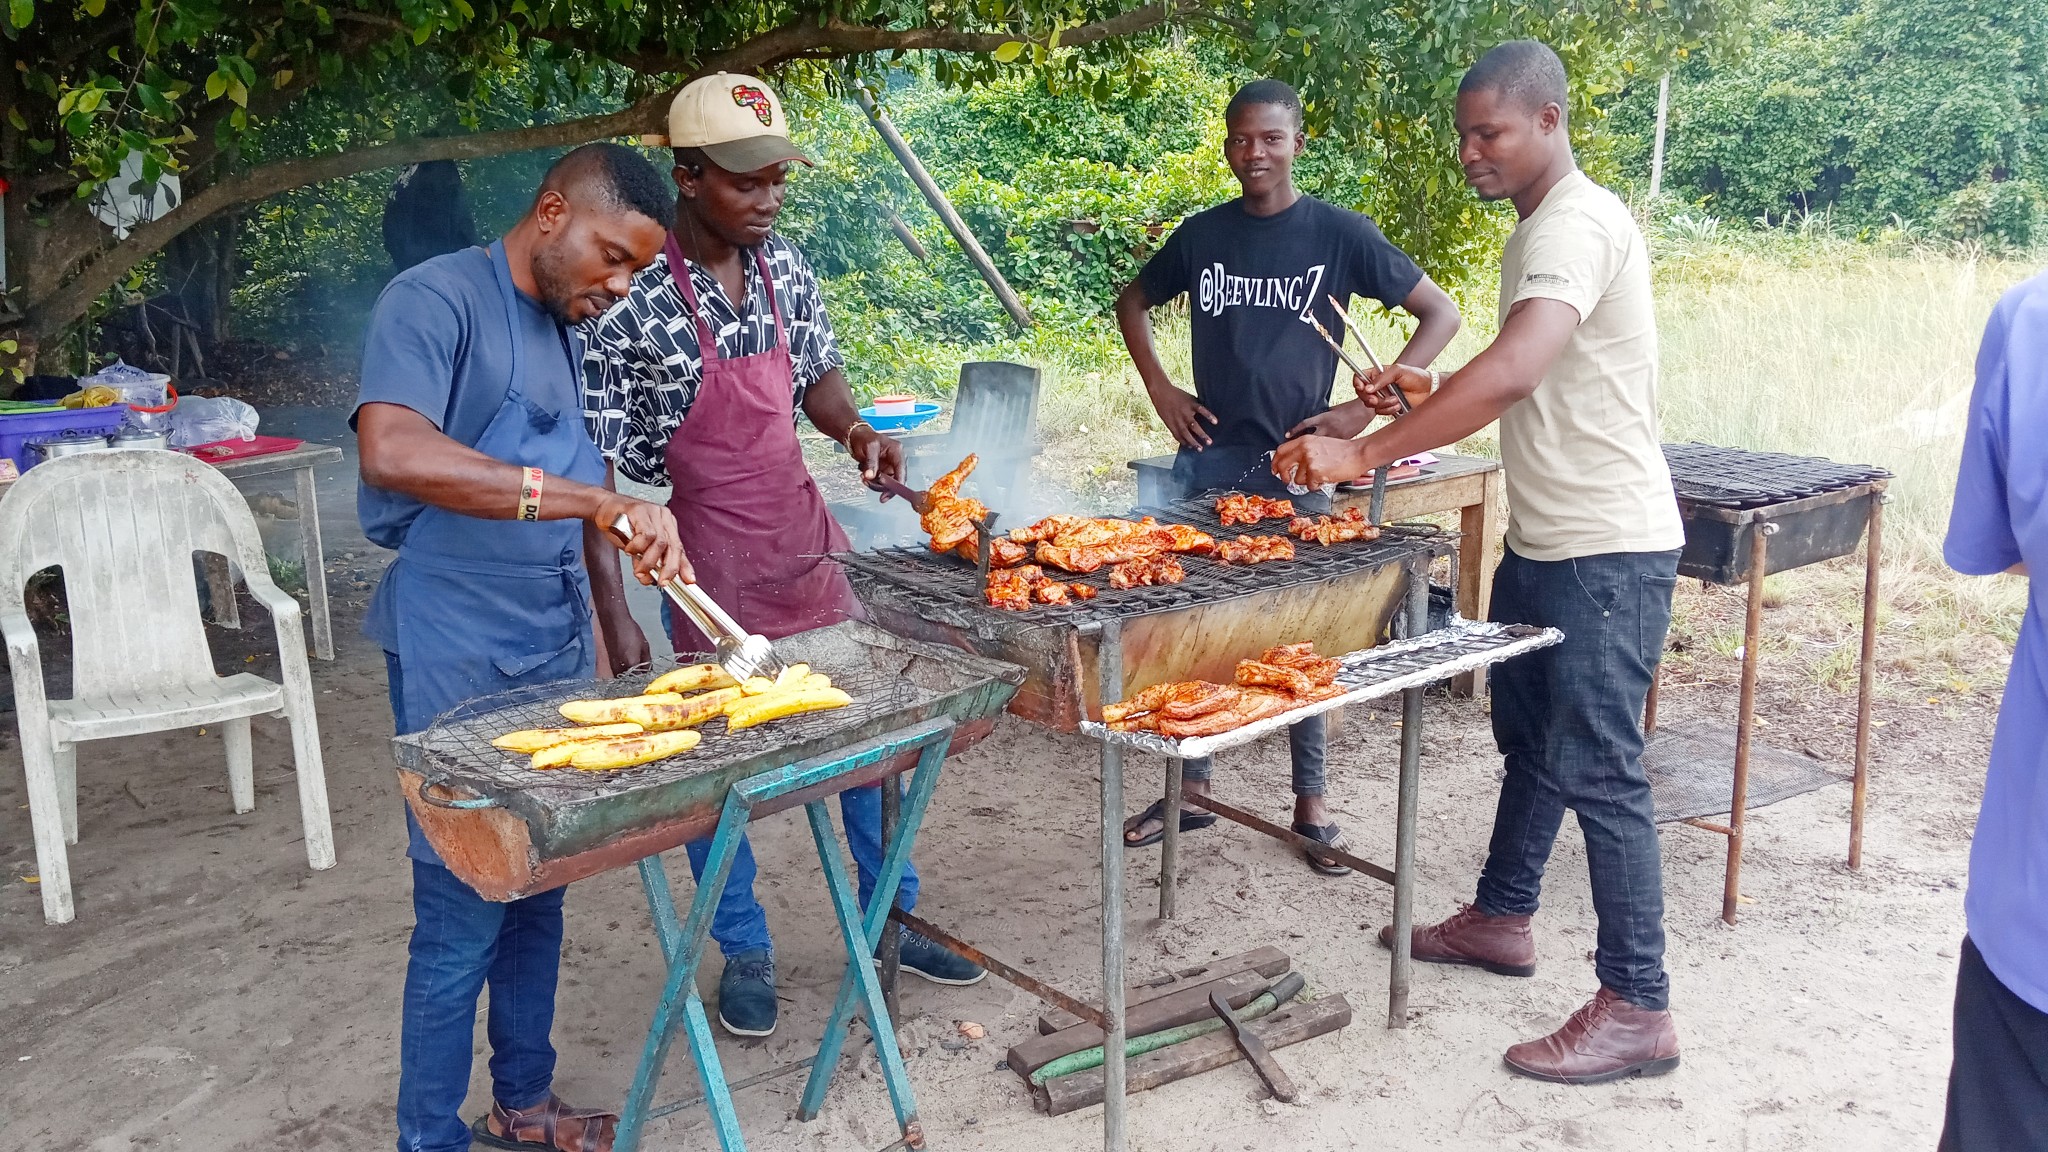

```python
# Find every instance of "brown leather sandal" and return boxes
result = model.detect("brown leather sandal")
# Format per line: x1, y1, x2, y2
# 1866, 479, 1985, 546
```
471, 1094, 619, 1152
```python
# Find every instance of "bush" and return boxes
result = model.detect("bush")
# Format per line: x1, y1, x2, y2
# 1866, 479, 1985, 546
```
1933, 179, 2043, 248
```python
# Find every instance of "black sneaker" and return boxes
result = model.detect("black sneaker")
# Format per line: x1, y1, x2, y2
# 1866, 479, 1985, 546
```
716, 949, 777, 1037
891, 929, 987, 986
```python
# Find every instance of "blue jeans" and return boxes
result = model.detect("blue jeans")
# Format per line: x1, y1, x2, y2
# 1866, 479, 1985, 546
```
1179, 714, 1327, 797
658, 599, 919, 958
399, 860, 563, 1152
1476, 547, 1679, 1011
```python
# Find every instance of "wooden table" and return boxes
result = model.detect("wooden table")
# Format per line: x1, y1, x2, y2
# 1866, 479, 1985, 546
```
0, 443, 343, 660
1127, 452, 1504, 694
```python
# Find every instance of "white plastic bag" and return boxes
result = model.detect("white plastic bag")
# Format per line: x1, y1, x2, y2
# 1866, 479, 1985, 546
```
169, 395, 260, 448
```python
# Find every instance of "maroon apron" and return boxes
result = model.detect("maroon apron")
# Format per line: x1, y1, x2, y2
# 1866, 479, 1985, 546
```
662, 235, 863, 649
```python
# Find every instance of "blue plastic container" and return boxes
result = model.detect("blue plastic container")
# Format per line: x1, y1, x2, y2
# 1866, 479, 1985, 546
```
859, 401, 943, 433
0, 405, 127, 472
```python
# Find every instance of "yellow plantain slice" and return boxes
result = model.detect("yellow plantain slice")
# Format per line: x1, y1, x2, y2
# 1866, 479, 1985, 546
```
494, 722, 643, 754
724, 687, 853, 732
632, 687, 744, 732
559, 692, 683, 725
646, 663, 737, 696
569, 730, 702, 771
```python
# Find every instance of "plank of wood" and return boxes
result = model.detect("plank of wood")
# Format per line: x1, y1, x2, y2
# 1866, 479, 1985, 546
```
1035, 946, 1293, 1033
1007, 969, 1275, 1080
1036, 994, 1353, 1116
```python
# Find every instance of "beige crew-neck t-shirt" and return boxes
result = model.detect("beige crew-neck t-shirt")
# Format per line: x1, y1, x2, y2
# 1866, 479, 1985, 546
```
1495, 170, 1684, 562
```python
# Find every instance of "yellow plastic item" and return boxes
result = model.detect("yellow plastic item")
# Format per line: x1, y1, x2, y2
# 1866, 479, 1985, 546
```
59, 385, 120, 409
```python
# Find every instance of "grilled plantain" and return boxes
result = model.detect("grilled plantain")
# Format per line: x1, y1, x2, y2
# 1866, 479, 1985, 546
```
532, 737, 610, 769
739, 664, 814, 696
568, 730, 703, 771
724, 687, 853, 732
494, 722, 644, 754
646, 663, 737, 696
631, 687, 744, 732
559, 692, 683, 725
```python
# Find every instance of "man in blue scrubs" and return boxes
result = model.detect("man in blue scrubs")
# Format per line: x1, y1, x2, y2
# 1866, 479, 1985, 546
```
1940, 268, 2046, 1151
355, 143, 685, 1152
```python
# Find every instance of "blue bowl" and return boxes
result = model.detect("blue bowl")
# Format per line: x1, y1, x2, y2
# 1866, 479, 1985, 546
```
860, 401, 942, 433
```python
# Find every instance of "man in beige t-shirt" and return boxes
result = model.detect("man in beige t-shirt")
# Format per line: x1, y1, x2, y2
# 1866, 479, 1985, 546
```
1276, 40, 1685, 1084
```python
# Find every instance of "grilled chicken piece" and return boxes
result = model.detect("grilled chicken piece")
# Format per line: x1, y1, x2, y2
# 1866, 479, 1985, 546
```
1160, 681, 1241, 720
1215, 493, 1296, 527
928, 453, 978, 501
1260, 641, 1317, 665
1156, 688, 1296, 738
1034, 581, 1070, 604
1287, 506, 1381, 546
1216, 534, 1296, 564
1108, 554, 1185, 589
920, 455, 992, 550
948, 536, 1029, 567
1069, 582, 1098, 600
1103, 681, 1184, 724
1007, 515, 1092, 544
1236, 659, 1314, 696
1157, 524, 1217, 554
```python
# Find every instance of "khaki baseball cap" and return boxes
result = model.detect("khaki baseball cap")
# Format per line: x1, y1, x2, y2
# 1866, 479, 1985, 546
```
654, 72, 813, 172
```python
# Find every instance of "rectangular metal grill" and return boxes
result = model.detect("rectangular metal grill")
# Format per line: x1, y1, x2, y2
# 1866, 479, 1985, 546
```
1663, 442, 1891, 510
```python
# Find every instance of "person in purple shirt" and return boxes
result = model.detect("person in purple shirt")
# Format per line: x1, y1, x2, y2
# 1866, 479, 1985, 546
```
1940, 268, 2046, 1151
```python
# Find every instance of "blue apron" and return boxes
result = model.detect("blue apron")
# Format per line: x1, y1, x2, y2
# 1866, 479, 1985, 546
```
376, 241, 606, 863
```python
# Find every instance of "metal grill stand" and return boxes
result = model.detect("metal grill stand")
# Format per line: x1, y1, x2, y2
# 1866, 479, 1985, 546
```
616, 718, 957, 1152
1653, 444, 1890, 925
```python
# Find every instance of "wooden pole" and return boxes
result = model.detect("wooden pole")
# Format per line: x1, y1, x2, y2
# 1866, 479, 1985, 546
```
853, 89, 1033, 331
1649, 73, 1671, 199
884, 208, 930, 262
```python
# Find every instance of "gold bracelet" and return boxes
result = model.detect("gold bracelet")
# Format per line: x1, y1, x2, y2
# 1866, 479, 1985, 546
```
518, 467, 544, 522
843, 420, 875, 452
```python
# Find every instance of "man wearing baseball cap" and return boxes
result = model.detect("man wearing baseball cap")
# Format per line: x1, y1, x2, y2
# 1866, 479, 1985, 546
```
582, 73, 986, 1040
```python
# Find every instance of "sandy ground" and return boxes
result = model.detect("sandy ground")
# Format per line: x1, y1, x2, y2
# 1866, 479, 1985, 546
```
0, 420, 1995, 1151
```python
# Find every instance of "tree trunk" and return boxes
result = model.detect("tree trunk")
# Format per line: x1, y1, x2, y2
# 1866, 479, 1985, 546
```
162, 212, 240, 346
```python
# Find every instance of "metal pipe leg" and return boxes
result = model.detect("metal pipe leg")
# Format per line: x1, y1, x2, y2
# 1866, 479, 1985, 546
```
619, 790, 755, 1152
1850, 496, 1883, 870
1389, 565, 1428, 1028
1098, 621, 1128, 1152
1725, 526, 1773, 926
880, 777, 903, 1021
1159, 756, 1183, 920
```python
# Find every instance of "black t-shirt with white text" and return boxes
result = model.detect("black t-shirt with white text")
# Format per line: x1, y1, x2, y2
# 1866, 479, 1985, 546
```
1138, 195, 1424, 453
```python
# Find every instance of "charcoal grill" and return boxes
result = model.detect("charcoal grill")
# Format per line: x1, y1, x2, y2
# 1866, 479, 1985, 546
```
1656, 442, 1889, 925
390, 620, 1026, 1152
840, 495, 1456, 730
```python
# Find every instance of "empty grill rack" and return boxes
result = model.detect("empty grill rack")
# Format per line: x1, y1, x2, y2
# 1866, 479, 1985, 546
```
1661, 443, 1890, 585
840, 497, 1455, 730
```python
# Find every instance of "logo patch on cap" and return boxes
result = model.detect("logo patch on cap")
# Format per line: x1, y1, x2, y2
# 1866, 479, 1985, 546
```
731, 84, 773, 127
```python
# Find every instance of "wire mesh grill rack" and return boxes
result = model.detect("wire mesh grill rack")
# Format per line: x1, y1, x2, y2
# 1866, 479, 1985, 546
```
1080, 619, 1562, 759
406, 661, 924, 804
837, 506, 1448, 633
1663, 442, 1891, 510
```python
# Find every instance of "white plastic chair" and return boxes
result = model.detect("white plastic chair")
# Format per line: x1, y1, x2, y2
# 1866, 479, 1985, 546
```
0, 450, 334, 924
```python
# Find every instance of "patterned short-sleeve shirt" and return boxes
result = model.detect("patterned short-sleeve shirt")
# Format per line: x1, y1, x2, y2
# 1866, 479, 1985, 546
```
580, 233, 843, 485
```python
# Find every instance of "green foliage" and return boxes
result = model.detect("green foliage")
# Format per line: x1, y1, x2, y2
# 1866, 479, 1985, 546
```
1606, 0, 2048, 237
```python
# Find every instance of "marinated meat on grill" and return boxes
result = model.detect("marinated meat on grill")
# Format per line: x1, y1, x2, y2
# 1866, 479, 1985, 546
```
1157, 524, 1217, 554
1156, 688, 1296, 738
1015, 516, 1214, 572
1159, 681, 1241, 721
947, 536, 1029, 567
1235, 659, 1314, 696
1069, 583, 1098, 600
1216, 534, 1296, 564
984, 563, 1092, 610
1288, 506, 1382, 546
1260, 641, 1317, 665
1034, 581, 1070, 605
1007, 514, 1093, 544
1108, 554, 1186, 589
1257, 642, 1340, 686
1103, 680, 1184, 724
1215, 492, 1295, 527
921, 454, 990, 551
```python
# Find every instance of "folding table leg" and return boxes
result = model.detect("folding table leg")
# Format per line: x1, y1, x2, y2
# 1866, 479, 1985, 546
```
798, 740, 949, 1123
1159, 755, 1183, 920
618, 789, 754, 1152
804, 796, 924, 1140
1389, 565, 1428, 1028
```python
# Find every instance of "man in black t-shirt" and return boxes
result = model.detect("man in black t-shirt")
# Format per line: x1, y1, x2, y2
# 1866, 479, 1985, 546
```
1114, 78, 1461, 870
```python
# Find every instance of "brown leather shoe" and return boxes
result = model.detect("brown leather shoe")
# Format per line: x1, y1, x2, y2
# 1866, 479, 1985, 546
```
473, 1093, 619, 1152
1503, 987, 1681, 1085
1378, 903, 1537, 977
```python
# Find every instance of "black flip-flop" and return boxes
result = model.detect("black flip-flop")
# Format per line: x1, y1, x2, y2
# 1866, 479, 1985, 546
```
1294, 821, 1354, 876
1123, 797, 1218, 848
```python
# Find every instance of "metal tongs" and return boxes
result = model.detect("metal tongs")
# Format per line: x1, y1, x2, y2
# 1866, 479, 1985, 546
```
609, 515, 787, 681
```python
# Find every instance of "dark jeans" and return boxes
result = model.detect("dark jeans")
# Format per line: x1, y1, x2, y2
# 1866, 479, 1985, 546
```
1180, 714, 1327, 797
1476, 546, 1679, 1011
1941, 936, 2048, 1151
398, 859, 562, 1152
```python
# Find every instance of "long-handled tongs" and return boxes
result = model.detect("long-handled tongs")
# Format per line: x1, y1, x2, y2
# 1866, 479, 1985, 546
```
610, 515, 787, 681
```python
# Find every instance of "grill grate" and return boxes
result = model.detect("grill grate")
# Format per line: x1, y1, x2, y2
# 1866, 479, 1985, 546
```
1664, 442, 1890, 510
838, 494, 1447, 631
409, 659, 921, 803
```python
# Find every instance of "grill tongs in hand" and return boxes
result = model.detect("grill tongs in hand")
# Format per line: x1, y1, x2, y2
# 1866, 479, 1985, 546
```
610, 515, 788, 682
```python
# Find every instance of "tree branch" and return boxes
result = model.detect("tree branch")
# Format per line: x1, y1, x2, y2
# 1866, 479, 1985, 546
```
21, 90, 674, 343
